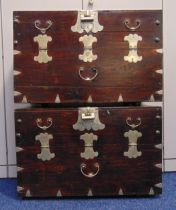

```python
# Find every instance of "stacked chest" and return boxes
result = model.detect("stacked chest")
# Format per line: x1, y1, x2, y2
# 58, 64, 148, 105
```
14, 10, 163, 197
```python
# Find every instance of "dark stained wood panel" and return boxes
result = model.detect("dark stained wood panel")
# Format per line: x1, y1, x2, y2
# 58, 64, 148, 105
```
14, 86, 162, 104
15, 107, 162, 197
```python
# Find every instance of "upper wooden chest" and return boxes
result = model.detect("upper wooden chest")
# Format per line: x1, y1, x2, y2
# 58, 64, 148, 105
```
14, 10, 162, 104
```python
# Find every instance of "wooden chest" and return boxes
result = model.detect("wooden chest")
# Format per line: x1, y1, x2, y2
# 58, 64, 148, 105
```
14, 10, 162, 104
14, 8, 163, 198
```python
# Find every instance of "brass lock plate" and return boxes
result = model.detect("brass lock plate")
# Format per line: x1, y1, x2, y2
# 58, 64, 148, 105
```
71, 11, 104, 34
73, 107, 105, 131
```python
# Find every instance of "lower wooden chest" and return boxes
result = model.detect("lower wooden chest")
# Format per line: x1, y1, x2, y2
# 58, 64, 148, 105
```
15, 106, 162, 197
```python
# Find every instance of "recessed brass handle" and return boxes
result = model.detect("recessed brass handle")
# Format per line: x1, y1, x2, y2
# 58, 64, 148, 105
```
80, 163, 100, 178
124, 20, 141, 31
79, 67, 98, 81
34, 20, 52, 34
36, 118, 53, 130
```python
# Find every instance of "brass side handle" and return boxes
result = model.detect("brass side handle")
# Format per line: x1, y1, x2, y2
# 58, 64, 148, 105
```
79, 67, 98, 81
34, 20, 52, 34
126, 117, 142, 129
80, 163, 100, 178
36, 118, 53, 130
124, 19, 141, 31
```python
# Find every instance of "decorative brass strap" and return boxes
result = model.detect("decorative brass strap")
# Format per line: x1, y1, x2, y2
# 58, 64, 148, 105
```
124, 34, 142, 63
80, 133, 98, 160
35, 133, 55, 161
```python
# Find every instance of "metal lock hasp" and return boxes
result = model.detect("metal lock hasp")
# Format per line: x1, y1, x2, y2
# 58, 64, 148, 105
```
71, 0, 103, 33
73, 107, 105, 131
71, 11, 103, 34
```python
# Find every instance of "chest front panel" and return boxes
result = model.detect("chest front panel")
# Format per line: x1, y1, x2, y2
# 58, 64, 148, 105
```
14, 11, 162, 104
15, 107, 162, 197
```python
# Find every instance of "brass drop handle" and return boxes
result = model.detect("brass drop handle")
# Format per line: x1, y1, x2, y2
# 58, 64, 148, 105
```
80, 163, 100, 178
36, 118, 53, 130
124, 19, 141, 31
34, 20, 53, 34
126, 117, 142, 129
79, 67, 98, 81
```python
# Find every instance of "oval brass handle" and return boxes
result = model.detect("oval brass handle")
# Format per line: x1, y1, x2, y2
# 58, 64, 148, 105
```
34, 20, 53, 34
80, 163, 100, 178
79, 67, 98, 81
36, 118, 53, 130
124, 20, 141, 31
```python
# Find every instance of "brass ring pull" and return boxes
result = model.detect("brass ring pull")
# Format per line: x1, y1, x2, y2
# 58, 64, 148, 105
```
80, 163, 100, 178
79, 67, 98, 81
126, 117, 142, 129
34, 20, 53, 34
36, 118, 53, 130
124, 20, 141, 31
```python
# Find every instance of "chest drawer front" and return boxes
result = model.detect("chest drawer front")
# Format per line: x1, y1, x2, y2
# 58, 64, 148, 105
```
15, 107, 162, 197
14, 10, 162, 104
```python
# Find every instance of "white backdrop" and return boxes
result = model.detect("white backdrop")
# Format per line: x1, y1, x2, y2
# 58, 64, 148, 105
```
0, 0, 174, 178
163, 0, 176, 171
